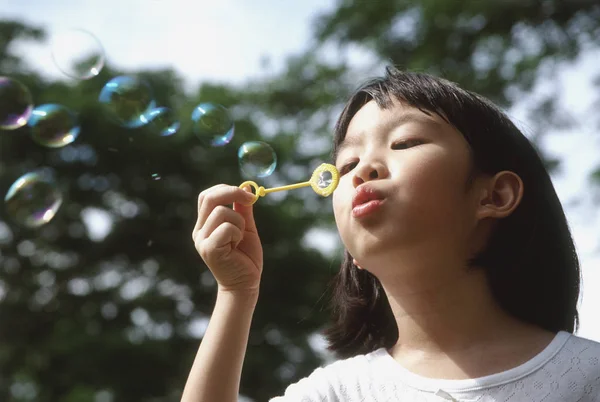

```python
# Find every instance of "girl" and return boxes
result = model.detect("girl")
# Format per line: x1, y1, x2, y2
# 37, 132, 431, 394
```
183, 67, 600, 401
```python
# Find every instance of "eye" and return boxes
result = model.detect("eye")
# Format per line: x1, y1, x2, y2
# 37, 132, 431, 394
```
338, 161, 358, 175
391, 139, 424, 150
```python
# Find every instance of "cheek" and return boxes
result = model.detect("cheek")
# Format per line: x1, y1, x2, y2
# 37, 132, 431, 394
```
399, 151, 470, 216
331, 183, 353, 236
332, 185, 348, 219
408, 147, 468, 189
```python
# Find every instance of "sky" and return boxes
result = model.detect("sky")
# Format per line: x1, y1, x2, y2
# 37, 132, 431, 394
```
3, 0, 335, 85
3, 0, 600, 349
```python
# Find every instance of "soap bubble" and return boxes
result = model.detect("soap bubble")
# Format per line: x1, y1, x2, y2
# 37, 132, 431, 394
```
191, 103, 234, 146
145, 107, 179, 136
0, 77, 33, 130
27, 104, 80, 148
238, 141, 277, 178
4, 171, 63, 228
317, 171, 333, 189
99, 76, 155, 128
50, 28, 105, 80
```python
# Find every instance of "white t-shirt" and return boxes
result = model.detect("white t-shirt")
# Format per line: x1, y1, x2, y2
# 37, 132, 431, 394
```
270, 331, 600, 401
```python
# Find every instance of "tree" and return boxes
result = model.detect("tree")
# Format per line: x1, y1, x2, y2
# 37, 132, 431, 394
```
0, 20, 334, 402
1, 0, 599, 400
310, 0, 600, 166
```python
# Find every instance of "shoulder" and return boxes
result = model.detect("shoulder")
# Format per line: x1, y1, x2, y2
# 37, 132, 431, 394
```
269, 348, 389, 402
558, 333, 600, 401
549, 332, 600, 383
560, 332, 600, 362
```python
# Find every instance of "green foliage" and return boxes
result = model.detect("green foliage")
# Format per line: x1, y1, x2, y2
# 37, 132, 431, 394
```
0, 20, 334, 402
314, 0, 600, 151
0, 21, 44, 74
1, 1, 599, 399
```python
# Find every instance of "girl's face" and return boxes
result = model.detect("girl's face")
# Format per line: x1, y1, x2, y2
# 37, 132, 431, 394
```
332, 99, 485, 278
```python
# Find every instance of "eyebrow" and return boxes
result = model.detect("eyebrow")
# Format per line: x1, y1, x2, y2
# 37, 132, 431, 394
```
336, 112, 441, 157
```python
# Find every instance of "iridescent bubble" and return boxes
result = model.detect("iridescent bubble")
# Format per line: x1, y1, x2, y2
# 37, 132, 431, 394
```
27, 104, 80, 148
145, 107, 180, 136
99, 76, 155, 128
0, 77, 33, 130
50, 28, 105, 80
191, 103, 234, 146
238, 141, 277, 178
4, 172, 63, 228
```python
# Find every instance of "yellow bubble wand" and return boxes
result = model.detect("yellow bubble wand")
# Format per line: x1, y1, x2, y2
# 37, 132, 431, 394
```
239, 163, 339, 205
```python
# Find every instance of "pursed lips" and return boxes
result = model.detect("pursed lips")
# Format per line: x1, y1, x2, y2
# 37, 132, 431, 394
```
351, 185, 386, 209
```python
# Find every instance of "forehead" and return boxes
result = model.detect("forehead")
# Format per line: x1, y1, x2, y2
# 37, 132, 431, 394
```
336, 100, 448, 155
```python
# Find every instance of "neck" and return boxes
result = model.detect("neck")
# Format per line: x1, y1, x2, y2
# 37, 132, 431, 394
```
382, 265, 528, 357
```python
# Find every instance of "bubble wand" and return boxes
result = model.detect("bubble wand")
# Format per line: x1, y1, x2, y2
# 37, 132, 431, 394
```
239, 163, 339, 205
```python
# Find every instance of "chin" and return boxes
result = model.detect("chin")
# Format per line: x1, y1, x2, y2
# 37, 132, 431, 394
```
346, 242, 391, 267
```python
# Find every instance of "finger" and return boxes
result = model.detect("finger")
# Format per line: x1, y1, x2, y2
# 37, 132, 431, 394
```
193, 184, 227, 237
193, 185, 255, 235
198, 205, 245, 243
200, 222, 244, 261
234, 185, 258, 232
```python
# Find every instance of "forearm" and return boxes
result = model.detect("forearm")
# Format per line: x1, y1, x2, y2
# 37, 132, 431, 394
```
181, 289, 259, 402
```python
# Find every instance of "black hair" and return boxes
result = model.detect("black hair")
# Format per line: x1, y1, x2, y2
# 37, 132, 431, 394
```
322, 66, 581, 359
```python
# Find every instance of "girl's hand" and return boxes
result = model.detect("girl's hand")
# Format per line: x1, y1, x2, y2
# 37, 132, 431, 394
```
192, 184, 263, 294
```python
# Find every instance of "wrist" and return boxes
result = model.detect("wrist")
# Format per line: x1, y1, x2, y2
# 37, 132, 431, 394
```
217, 287, 260, 307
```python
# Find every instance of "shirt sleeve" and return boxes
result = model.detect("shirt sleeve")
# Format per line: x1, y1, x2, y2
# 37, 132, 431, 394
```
268, 366, 339, 402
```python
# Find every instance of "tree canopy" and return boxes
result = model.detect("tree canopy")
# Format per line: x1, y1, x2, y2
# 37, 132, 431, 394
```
1, 1, 599, 401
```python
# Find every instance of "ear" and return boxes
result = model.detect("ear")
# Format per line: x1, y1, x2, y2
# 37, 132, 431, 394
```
476, 170, 523, 220
352, 258, 363, 270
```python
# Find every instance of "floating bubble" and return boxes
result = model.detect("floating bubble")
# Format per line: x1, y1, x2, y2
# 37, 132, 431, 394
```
191, 103, 234, 146
145, 107, 180, 136
238, 141, 277, 178
317, 170, 333, 189
4, 172, 63, 228
50, 28, 105, 80
27, 104, 80, 148
0, 77, 33, 130
99, 76, 155, 128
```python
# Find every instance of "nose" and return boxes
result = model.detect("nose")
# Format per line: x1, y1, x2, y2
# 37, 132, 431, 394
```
352, 160, 389, 187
